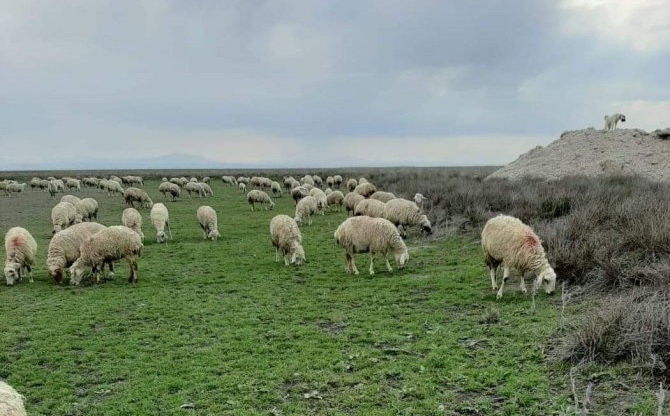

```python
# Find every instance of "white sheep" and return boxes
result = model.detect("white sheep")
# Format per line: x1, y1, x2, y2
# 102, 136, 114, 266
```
354, 198, 386, 218
481, 214, 557, 299
4, 227, 37, 285
238, 182, 247, 193
383, 198, 433, 237
158, 181, 181, 201
604, 113, 626, 131
247, 190, 275, 211
309, 188, 328, 215
197, 205, 220, 241
123, 187, 153, 208
269, 214, 306, 266
333, 175, 343, 189
312, 175, 323, 188
343, 192, 365, 217
60, 194, 81, 206
104, 180, 124, 195
0, 380, 27, 416
413, 193, 428, 212
334, 216, 409, 275
46, 222, 107, 284
6, 183, 26, 196
346, 178, 358, 192
353, 182, 377, 197
271, 181, 282, 197
184, 181, 205, 198
74, 198, 99, 223
370, 191, 396, 203
69, 225, 143, 284
51, 201, 77, 235
121, 208, 144, 241
294, 195, 317, 226
326, 190, 345, 211
200, 183, 213, 197
150, 203, 172, 243
300, 175, 315, 187
291, 186, 309, 205
326, 176, 334, 188
65, 178, 81, 191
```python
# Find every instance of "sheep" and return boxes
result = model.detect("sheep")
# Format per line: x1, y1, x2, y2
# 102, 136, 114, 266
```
343, 192, 365, 217
74, 198, 98, 223
202, 176, 210, 184
237, 176, 250, 185
312, 175, 323, 188
354, 199, 386, 218
184, 181, 205, 198
46, 222, 107, 284
271, 181, 282, 197
123, 187, 153, 208
291, 186, 309, 205
221, 176, 237, 186
294, 195, 317, 226
359, 177, 368, 184
60, 194, 80, 206
161, 177, 168, 182
414, 193, 428, 212
69, 225, 143, 284
354, 182, 377, 197
121, 208, 144, 241
370, 191, 396, 203
200, 183, 214, 197
51, 201, 77, 235
481, 214, 557, 299
334, 216, 409, 276
104, 180, 124, 195
4, 227, 37, 285
30, 177, 42, 190
158, 181, 181, 201
383, 198, 433, 238
326, 176, 334, 188
0, 380, 27, 416
269, 214, 306, 266
150, 203, 172, 243
604, 113, 626, 131
238, 182, 247, 193
197, 206, 220, 241
47, 180, 59, 197
247, 190, 275, 211
300, 175, 314, 187
6, 183, 26, 196
65, 178, 81, 191
0, 181, 7, 196
250, 176, 263, 188
333, 175, 343, 189
261, 177, 273, 190
309, 188, 328, 215
346, 178, 357, 192
326, 190, 345, 211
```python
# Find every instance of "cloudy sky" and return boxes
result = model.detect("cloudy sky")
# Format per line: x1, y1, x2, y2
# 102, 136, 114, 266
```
1, 0, 668, 169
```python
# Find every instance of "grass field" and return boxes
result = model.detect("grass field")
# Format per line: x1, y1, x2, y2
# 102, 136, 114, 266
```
0, 173, 666, 415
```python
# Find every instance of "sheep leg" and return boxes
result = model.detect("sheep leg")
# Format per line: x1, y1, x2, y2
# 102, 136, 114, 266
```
127, 256, 138, 283
368, 253, 375, 275
167, 221, 172, 240
275, 246, 280, 263
308, 215, 312, 226
496, 267, 510, 300
26, 264, 33, 283
489, 267, 498, 291
385, 255, 393, 273
520, 273, 527, 294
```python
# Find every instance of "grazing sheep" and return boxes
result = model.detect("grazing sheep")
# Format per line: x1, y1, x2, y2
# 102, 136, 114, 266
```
291, 186, 309, 205
247, 190, 275, 211
158, 181, 181, 201
52, 201, 77, 235
121, 208, 145, 241
326, 190, 345, 211
294, 195, 317, 226
47, 180, 59, 197
354, 182, 377, 197
312, 175, 323, 188
221, 176, 237, 186
197, 206, 220, 241
238, 182, 247, 193
150, 203, 172, 243
4, 227, 37, 285
60, 194, 81, 206
346, 178, 358, 192
383, 198, 433, 237
65, 178, 81, 191
271, 181, 282, 197
202, 176, 210, 184
326, 176, 334, 188
333, 175, 343, 189
200, 183, 214, 197
104, 180, 124, 195
481, 214, 557, 299
324, 188, 332, 195
604, 113, 626, 131
354, 199, 386, 218
343, 192, 365, 217
74, 198, 99, 223
69, 225, 143, 284
6, 183, 26, 196
413, 193, 428, 212
237, 176, 250, 185
359, 177, 368, 184
0, 380, 27, 416
300, 175, 315, 187
269, 215, 305, 266
123, 187, 153, 208
370, 191, 396, 203
47, 222, 107, 284
309, 188, 328, 215
184, 181, 205, 198
334, 216, 409, 276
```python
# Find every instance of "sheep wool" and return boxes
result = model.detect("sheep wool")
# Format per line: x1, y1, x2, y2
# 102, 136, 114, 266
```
51, 201, 77, 235
294, 195, 317, 226
0, 380, 27, 416
70, 225, 143, 285
382, 198, 433, 237
4, 227, 37, 285
326, 190, 345, 211
197, 206, 220, 241
354, 199, 386, 218
370, 191, 396, 203
343, 192, 365, 217
353, 182, 376, 197
123, 187, 153, 209
74, 198, 99, 223
47, 222, 107, 284
121, 208, 145, 241
269, 215, 305, 266
158, 181, 181, 201
150, 203, 172, 243
334, 216, 409, 276
247, 190, 275, 211
481, 214, 557, 299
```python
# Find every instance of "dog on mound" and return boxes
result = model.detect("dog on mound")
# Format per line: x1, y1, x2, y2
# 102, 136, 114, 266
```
604, 113, 626, 131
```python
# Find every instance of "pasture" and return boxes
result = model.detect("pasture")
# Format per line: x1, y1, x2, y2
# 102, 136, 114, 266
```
0, 170, 666, 415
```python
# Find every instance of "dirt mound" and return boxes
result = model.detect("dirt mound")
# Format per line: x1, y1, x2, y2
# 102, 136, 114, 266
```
487, 128, 670, 181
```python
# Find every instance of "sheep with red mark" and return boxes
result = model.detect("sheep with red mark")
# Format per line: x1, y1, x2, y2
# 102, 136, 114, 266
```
4, 227, 37, 285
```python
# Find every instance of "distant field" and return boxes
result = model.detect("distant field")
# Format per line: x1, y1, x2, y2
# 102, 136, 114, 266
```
0, 170, 665, 415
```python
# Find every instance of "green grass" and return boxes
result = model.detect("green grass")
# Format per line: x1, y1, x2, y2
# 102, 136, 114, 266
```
0, 176, 664, 415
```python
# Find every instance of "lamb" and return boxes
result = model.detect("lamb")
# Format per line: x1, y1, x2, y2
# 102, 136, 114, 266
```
343, 192, 365, 217
354, 182, 377, 197
354, 199, 386, 218
74, 198, 99, 223
247, 190, 275, 211
333, 175, 343, 189
334, 216, 409, 275
60, 194, 80, 206
346, 178, 358, 192
604, 113, 626, 131
326, 190, 345, 211
197, 206, 220, 241
158, 181, 181, 201
69, 225, 143, 284
4, 227, 37, 285
121, 208, 145, 241
51, 201, 77, 235
269, 214, 306, 266
150, 203, 172, 243
46, 222, 107, 284
370, 191, 396, 203
383, 198, 433, 237
482, 214, 557, 299
309, 188, 328, 215
271, 181, 282, 197
294, 195, 317, 226
123, 187, 154, 208
413, 193, 428, 212
0, 380, 27, 416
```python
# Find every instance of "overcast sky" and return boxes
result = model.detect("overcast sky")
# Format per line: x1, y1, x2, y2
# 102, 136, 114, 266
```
1, 0, 668, 169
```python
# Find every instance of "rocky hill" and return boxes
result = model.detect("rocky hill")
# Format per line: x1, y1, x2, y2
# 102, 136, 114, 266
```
486, 128, 670, 181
